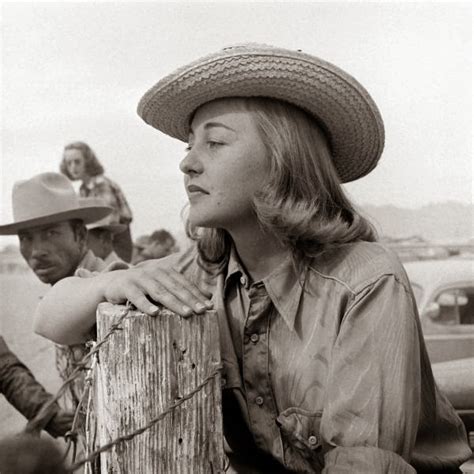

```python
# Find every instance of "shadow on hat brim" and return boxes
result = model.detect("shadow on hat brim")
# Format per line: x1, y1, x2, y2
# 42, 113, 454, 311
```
87, 223, 127, 234
0, 206, 112, 235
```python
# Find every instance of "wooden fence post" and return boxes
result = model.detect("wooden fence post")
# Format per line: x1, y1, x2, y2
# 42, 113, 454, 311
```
94, 302, 225, 473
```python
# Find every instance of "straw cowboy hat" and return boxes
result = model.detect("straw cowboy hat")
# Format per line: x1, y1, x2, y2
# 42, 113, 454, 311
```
137, 43, 385, 183
0, 172, 112, 235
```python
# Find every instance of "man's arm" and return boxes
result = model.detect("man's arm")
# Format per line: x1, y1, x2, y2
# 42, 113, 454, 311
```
0, 336, 72, 437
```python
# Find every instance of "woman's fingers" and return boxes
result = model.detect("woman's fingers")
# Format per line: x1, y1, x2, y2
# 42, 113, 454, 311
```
104, 266, 214, 317
143, 273, 212, 315
167, 269, 213, 305
123, 286, 161, 316
134, 260, 213, 301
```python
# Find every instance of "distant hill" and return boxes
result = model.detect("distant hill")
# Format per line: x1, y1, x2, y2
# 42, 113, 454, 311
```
362, 202, 474, 241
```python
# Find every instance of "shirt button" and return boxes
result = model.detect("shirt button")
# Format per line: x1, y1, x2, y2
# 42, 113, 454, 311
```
255, 396, 264, 406
250, 333, 259, 343
239, 275, 247, 286
308, 435, 318, 446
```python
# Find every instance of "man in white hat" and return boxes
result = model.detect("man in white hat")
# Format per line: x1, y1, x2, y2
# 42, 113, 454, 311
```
0, 172, 112, 284
85, 212, 126, 265
0, 172, 113, 452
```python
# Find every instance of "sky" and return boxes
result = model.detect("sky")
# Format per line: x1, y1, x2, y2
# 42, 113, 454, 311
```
1, 1, 472, 247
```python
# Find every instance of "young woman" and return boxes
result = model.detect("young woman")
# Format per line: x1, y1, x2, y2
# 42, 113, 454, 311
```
60, 141, 134, 262
36, 44, 471, 472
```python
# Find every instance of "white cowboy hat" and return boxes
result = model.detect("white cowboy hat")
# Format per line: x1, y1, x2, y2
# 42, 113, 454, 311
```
137, 43, 385, 183
82, 199, 127, 234
0, 172, 112, 235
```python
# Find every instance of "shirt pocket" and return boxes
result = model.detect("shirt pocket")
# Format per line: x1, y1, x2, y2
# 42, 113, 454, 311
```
276, 407, 324, 472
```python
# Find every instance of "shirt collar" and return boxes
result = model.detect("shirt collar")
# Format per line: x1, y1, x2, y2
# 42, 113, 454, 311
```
224, 245, 246, 291
224, 246, 305, 331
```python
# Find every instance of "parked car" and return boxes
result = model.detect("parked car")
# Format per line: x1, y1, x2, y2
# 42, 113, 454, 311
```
404, 258, 474, 436
404, 258, 474, 363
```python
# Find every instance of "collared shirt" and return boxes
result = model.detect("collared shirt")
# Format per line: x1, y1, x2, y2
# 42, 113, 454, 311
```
80, 175, 133, 225
167, 241, 471, 473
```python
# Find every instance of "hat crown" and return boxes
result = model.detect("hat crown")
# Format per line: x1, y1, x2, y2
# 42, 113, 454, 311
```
137, 43, 385, 183
12, 172, 79, 223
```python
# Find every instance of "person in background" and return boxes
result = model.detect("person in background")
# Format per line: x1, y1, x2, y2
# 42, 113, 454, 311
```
60, 141, 134, 263
85, 210, 126, 265
34, 44, 472, 472
131, 234, 151, 264
0, 172, 113, 452
140, 229, 179, 260
0, 334, 73, 438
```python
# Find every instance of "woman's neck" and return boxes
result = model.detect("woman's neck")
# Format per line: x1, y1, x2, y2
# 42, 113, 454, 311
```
228, 224, 290, 283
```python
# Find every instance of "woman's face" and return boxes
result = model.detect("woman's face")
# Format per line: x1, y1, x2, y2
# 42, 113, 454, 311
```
64, 149, 86, 181
179, 98, 269, 231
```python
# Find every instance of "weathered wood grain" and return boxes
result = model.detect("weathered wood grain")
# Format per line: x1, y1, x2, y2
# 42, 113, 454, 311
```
95, 303, 224, 473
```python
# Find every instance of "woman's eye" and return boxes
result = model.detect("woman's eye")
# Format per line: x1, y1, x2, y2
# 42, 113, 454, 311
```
208, 141, 223, 148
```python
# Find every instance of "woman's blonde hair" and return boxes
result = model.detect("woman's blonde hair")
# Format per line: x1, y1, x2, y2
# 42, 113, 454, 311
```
60, 141, 104, 179
186, 97, 376, 271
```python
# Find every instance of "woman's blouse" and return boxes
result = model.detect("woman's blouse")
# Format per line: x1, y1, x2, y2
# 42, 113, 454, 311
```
168, 241, 471, 473
80, 175, 133, 225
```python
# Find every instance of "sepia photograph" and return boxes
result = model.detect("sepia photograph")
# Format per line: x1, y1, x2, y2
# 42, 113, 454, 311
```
0, 1, 472, 472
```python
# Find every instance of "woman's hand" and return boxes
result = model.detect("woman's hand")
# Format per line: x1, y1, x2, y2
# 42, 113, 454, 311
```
102, 263, 213, 317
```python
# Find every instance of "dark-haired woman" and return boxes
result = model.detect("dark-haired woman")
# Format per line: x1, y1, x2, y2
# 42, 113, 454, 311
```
60, 141, 134, 262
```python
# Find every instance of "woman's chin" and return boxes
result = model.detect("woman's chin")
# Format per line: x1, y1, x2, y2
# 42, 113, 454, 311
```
188, 212, 220, 229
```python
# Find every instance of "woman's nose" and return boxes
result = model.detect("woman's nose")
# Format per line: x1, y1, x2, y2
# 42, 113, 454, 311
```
179, 148, 203, 175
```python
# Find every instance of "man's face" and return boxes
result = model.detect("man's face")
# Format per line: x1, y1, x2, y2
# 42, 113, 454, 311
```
86, 228, 113, 260
18, 221, 85, 284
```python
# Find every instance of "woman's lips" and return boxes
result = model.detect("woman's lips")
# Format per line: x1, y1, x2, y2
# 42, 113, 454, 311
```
187, 184, 209, 194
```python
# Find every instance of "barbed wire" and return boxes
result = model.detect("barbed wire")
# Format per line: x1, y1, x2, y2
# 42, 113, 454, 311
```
68, 365, 222, 472
25, 302, 133, 436
25, 301, 224, 472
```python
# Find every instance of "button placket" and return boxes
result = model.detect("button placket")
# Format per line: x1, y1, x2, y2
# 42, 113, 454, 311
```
241, 288, 283, 460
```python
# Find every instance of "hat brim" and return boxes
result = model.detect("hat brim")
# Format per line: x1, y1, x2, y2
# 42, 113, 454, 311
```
87, 223, 127, 234
0, 206, 112, 235
137, 44, 385, 183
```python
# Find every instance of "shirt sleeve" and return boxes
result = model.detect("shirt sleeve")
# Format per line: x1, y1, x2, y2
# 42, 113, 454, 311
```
0, 336, 59, 426
320, 274, 420, 473
108, 179, 133, 224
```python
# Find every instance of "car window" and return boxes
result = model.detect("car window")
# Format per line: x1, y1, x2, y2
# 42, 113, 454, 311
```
434, 287, 474, 325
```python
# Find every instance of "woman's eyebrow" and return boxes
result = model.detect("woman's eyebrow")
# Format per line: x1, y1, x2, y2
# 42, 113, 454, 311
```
189, 122, 237, 135
203, 122, 236, 133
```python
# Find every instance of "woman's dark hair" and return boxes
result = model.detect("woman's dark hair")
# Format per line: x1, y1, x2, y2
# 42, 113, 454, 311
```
185, 97, 377, 273
60, 142, 104, 179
